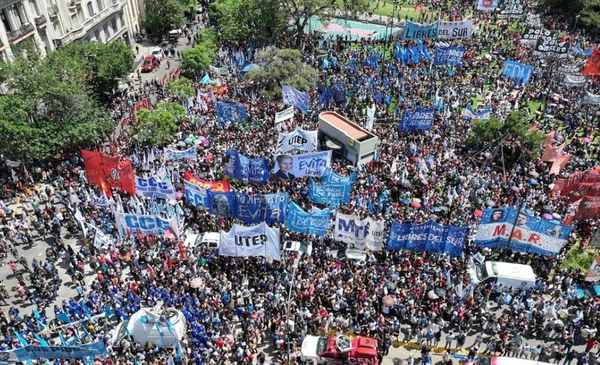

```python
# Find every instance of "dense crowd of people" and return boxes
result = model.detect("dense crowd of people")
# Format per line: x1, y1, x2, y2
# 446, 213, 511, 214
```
0, 1, 599, 364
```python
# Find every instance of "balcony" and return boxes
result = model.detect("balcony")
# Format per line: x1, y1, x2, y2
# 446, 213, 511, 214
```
47, 6, 58, 18
35, 15, 47, 27
8, 23, 35, 43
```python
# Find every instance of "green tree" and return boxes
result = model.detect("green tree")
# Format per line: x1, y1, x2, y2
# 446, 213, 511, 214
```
181, 30, 216, 72
143, 0, 196, 36
156, 102, 187, 123
167, 77, 195, 100
209, 0, 286, 44
280, 0, 370, 36
539, 0, 600, 33
134, 108, 178, 146
466, 111, 545, 165
244, 47, 318, 100
0, 41, 113, 163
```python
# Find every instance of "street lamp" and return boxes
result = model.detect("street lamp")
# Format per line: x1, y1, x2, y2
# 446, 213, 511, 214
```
574, 15, 580, 31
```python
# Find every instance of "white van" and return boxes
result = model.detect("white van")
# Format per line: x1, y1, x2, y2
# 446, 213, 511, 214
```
184, 232, 220, 255
469, 261, 536, 291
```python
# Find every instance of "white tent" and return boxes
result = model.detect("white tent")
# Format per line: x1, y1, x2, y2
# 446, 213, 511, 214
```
111, 304, 186, 349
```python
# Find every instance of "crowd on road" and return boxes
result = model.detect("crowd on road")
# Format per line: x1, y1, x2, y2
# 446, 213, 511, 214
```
0, 1, 600, 365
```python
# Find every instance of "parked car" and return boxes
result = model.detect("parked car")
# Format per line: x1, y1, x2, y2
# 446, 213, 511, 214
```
300, 334, 378, 364
151, 47, 165, 61
184, 232, 220, 255
282, 240, 313, 256
141, 55, 159, 73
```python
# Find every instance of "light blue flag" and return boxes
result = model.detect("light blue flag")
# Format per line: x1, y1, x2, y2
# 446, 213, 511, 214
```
13, 329, 29, 346
33, 333, 49, 347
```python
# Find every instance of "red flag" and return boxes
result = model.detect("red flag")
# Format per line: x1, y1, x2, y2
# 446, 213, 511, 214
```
550, 154, 570, 175
81, 150, 136, 195
582, 49, 600, 76
541, 142, 565, 162
575, 196, 600, 221
183, 171, 231, 192
178, 241, 185, 260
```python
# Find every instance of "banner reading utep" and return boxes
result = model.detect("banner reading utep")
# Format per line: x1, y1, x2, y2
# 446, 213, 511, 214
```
474, 207, 572, 257
285, 201, 330, 236
334, 213, 385, 251
308, 178, 351, 206
276, 129, 318, 153
135, 176, 176, 200
183, 171, 230, 192
386, 221, 467, 257
437, 20, 473, 39
402, 21, 438, 40
273, 150, 332, 179
399, 107, 435, 131
114, 212, 174, 236
81, 150, 136, 195
224, 150, 269, 184
219, 222, 281, 261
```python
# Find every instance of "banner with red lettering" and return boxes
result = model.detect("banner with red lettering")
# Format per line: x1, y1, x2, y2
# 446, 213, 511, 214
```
474, 207, 572, 257
582, 49, 600, 76
183, 171, 230, 192
81, 150, 136, 195
575, 196, 600, 221
552, 167, 600, 197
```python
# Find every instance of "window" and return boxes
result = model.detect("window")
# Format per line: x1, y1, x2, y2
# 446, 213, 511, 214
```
94, 29, 100, 41
87, 2, 94, 16
1, 10, 11, 32
111, 17, 117, 30
103, 23, 109, 37
96, 0, 104, 11
119, 12, 123, 26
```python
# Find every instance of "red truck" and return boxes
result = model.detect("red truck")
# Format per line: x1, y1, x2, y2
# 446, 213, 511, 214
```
300, 334, 379, 364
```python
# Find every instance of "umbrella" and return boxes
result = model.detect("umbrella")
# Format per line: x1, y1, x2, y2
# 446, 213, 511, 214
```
548, 183, 555, 190
190, 277, 204, 289
382, 296, 395, 307
528, 178, 538, 186
552, 213, 561, 220
529, 170, 540, 177
401, 198, 411, 205
178, 141, 186, 148
401, 179, 412, 188
413, 198, 421, 203
432, 207, 442, 212
184, 137, 193, 144
434, 288, 447, 298
175, 191, 183, 200
411, 201, 421, 208
511, 186, 521, 192
557, 309, 569, 319
543, 205, 552, 212
543, 213, 553, 220
241, 63, 260, 72
427, 290, 439, 300
205, 154, 214, 161
485, 199, 495, 207
439, 206, 449, 211
474, 210, 483, 218
582, 137, 592, 143
429, 214, 438, 221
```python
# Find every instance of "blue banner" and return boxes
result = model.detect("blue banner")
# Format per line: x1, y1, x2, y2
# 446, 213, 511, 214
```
308, 178, 351, 206
184, 180, 208, 209
216, 102, 247, 128
114, 212, 173, 236
235, 192, 289, 224
399, 107, 435, 131
502, 60, 533, 85
321, 168, 357, 184
164, 146, 197, 160
135, 176, 176, 200
282, 85, 310, 114
285, 201, 330, 235
225, 150, 269, 184
207, 191, 237, 217
4, 342, 108, 362
387, 221, 467, 257
433, 46, 466, 66
474, 207, 572, 257
402, 21, 439, 40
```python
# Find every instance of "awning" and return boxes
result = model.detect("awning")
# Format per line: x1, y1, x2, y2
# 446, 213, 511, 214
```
326, 140, 342, 150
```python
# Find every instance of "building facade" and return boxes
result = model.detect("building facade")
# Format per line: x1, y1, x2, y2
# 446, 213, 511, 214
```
0, 0, 141, 61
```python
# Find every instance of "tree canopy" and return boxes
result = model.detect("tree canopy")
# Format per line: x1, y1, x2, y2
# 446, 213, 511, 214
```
133, 102, 185, 146
209, 0, 286, 44
143, 0, 196, 36
466, 111, 545, 166
167, 77, 196, 100
181, 30, 217, 73
280, 0, 370, 36
244, 47, 318, 100
0, 41, 114, 163
540, 0, 600, 34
